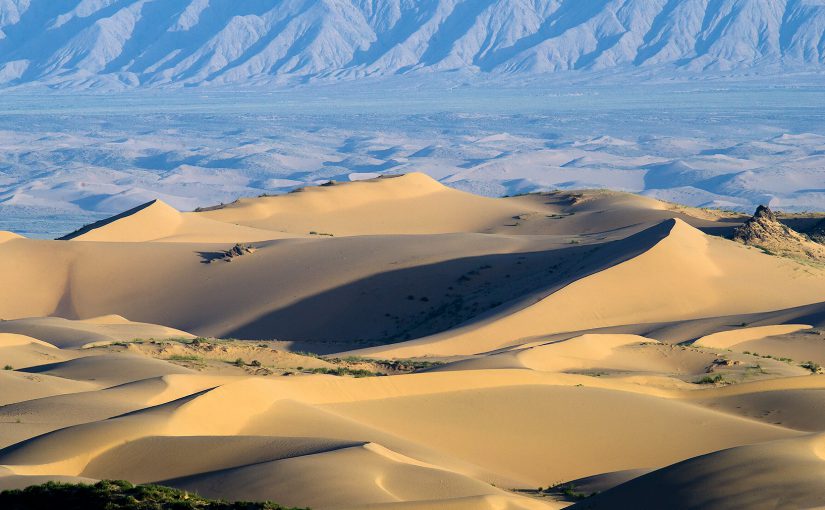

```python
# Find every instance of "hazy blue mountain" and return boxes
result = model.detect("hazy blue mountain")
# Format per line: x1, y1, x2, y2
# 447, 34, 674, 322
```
0, 0, 824, 88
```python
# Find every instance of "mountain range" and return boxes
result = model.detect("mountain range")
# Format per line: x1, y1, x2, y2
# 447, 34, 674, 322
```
1, 0, 825, 88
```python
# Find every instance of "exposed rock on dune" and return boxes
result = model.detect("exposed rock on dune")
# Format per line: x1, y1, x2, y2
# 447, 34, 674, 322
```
733, 205, 825, 262
208, 243, 257, 263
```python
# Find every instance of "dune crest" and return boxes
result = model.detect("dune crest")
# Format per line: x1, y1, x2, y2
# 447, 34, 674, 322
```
0, 232, 22, 243
695, 325, 814, 350
354, 219, 825, 358
573, 433, 825, 509
60, 199, 288, 243
196, 172, 538, 236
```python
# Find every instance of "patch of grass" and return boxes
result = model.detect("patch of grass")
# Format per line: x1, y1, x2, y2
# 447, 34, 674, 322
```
546, 483, 594, 501
292, 351, 323, 359
695, 374, 725, 385
166, 355, 203, 362
307, 367, 385, 378
744, 363, 767, 376
324, 356, 445, 373
0, 480, 305, 509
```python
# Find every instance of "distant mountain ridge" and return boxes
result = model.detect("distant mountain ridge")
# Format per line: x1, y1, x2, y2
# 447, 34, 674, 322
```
1, 0, 824, 89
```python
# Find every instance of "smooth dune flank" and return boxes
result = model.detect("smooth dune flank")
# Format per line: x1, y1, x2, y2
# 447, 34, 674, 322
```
694, 325, 814, 350
2, 174, 825, 509
60, 199, 290, 243
196, 173, 533, 236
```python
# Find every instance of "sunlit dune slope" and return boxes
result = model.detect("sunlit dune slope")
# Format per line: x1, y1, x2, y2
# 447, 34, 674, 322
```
60, 199, 289, 243
571, 434, 825, 510
353, 218, 825, 358
196, 173, 532, 236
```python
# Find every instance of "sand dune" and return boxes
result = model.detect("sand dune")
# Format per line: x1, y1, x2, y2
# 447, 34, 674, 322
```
0, 333, 74, 369
0, 370, 796, 493
60, 199, 289, 243
0, 232, 22, 243
353, 219, 825, 358
196, 173, 534, 236
2, 175, 825, 508
165, 442, 550, 510
0, 370, 96, 407
694, 324, 814, 350
0, 316, 194, 349
572, 434, 825, 509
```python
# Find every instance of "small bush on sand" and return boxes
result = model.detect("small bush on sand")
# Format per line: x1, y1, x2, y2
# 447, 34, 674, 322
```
696, 374, 725, 384
0, 480, 306, 509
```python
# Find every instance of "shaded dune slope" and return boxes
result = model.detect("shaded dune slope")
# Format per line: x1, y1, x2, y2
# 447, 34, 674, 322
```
353, 218, 825, 358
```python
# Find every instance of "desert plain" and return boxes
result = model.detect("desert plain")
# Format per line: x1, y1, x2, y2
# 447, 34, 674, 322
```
2, 173, 825, 509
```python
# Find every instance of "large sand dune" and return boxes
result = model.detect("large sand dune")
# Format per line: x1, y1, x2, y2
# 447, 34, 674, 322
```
1, 174, 825, 508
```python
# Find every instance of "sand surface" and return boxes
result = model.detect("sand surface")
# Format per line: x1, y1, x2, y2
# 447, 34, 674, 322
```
2, 174, 825, 508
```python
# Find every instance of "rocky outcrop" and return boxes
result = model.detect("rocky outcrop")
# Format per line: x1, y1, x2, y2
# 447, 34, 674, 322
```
733, 206, 825, 263
210, 243, 257, 263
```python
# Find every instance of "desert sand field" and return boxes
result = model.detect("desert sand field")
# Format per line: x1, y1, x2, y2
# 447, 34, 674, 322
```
2, 173, 825, 509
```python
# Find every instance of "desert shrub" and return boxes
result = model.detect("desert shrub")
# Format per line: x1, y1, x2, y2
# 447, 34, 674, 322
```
3, 365, 12, 370
546, 483, 594, 501
696, 374, 725, 384
308, 367, 384, 378
0, 480, 306, 509
167, 355, 202, 362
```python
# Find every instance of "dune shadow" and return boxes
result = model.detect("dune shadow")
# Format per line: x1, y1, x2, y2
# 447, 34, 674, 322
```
222, 221, 674, 350
196, 250, 226, 264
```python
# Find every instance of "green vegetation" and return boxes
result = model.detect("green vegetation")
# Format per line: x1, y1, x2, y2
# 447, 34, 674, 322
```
696, 374, 725, 385
542, 483, 595, 501
323, 355, 444, 372
3, 365, 12, 370
0, 480, 306, 510
166, 355, 203, 362
307, 367, 385, 378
